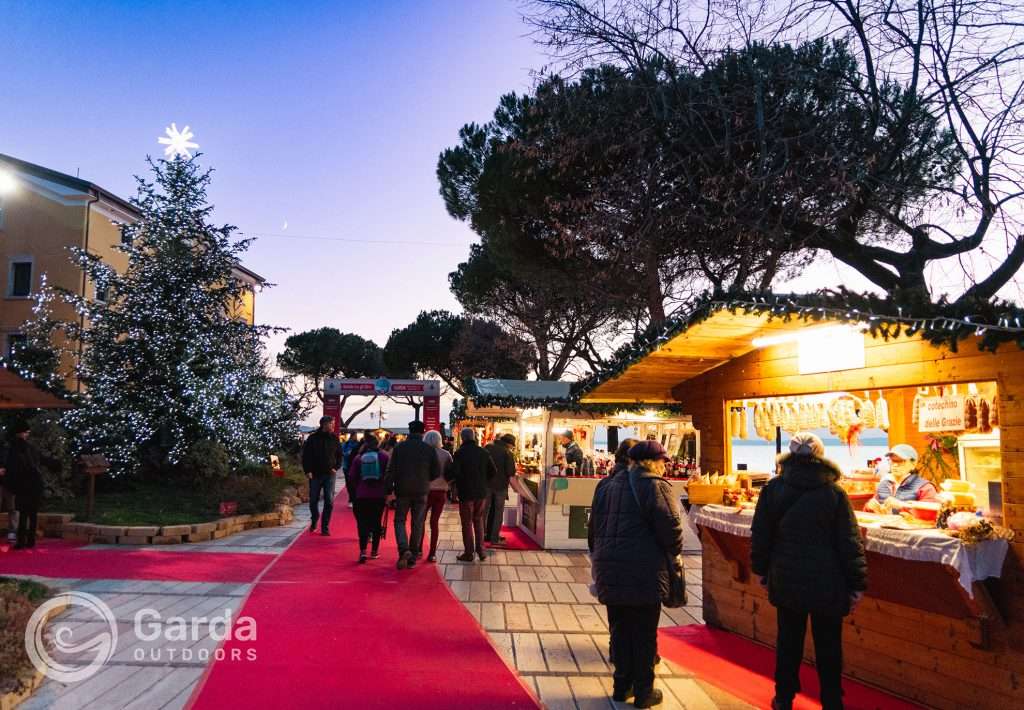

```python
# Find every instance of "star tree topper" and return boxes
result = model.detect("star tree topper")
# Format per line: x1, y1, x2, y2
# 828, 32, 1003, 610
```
158, 123, 199, 159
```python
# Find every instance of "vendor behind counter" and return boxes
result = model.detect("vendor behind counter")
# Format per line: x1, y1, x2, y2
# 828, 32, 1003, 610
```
865, 444, 939, 514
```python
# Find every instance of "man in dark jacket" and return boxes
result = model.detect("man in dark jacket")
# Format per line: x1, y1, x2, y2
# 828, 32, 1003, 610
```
0, 441, 16, 545
484, 433, 516, 545
751, 433, 867, 710
560, 431, 584, 473
301, 416, 343, 536
589, 441, 684, 708
384, 420, 440, 569
451, 428, 498, 562
4, 420, 49, 549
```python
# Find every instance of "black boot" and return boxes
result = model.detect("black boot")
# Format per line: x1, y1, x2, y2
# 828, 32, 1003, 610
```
633, 689, 663, 708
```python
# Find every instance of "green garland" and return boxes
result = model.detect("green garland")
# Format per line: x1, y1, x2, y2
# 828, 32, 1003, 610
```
573, 289, 1024, 400
450, 393, 688, 426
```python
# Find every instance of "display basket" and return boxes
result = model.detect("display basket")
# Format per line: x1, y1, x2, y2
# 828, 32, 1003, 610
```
686, 483, 728, 505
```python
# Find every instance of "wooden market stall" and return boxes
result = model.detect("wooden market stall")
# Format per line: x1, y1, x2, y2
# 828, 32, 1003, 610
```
576, 294, 1024, 710
454, 379, 698, 550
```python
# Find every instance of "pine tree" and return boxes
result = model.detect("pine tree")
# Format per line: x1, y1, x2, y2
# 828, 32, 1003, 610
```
55, 156, 297, 477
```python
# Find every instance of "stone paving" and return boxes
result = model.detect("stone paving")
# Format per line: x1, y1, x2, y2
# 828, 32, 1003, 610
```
7, 492, 752, 709
13, 503, 313, 710
434, 509, 754, 710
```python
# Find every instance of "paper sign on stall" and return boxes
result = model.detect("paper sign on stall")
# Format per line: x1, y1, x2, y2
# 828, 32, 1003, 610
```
918, 395, 966, 432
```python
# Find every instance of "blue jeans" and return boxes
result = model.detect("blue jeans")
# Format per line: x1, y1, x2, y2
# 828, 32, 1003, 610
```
309, 474, 336, 532
394, 495, 428, 556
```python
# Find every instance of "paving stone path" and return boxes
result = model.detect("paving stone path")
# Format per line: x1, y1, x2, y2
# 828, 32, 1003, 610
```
433, 508, 754, 710
6, 492, 752, 709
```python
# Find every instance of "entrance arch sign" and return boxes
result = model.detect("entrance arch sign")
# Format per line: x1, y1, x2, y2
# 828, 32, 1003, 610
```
323, 378, 442, 432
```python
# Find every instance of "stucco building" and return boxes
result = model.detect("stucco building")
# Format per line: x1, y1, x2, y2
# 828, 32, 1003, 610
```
0, 153, 263, 387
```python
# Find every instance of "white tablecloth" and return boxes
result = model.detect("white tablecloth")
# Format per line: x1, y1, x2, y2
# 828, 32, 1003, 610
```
692, 505, 1009, 597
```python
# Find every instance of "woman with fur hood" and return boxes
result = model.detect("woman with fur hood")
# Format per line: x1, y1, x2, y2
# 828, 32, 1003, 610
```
751, 432, 867, 710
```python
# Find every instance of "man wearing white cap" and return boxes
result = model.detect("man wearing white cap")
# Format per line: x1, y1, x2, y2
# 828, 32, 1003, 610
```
865, 443, 939, 513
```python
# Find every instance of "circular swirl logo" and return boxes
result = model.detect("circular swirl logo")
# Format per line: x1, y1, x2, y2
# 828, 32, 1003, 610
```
25, 592, 118, 683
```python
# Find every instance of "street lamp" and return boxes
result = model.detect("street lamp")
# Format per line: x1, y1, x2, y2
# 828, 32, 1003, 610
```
0, 169, 16, 195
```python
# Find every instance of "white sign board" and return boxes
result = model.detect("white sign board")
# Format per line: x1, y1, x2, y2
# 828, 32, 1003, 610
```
797, 328, 865, 375
918, 395, 966, 432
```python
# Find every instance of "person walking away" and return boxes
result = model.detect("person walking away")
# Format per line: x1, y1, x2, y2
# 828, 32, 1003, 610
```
451, 428, 497, 562
4, 420, 52, 549
751, 432, 867, 710
384, 420, 440, 569
560, 431, 584, 474
302, 416, 342, 536
0, 439, 17, 546
423, 430, 454, 562
484, 434, 517, 545
341, 433, 362, 505
348, 434, 389, 563
589, 441, 684, 708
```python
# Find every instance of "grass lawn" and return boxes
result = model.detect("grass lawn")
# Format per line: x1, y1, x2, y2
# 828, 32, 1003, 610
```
46, 481, 223, 526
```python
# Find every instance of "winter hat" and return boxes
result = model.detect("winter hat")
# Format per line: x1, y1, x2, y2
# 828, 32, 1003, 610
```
628, 440, 671, 462
500, 433, 517, 446
789, 432, 825, 458
886, 444, 919, 462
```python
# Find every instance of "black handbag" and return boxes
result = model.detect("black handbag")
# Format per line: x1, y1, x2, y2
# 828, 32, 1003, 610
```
627, 470, 687, 608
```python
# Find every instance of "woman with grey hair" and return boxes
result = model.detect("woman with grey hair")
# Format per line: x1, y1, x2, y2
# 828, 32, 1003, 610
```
751, 432, 867, 710
423, 429, 454, 563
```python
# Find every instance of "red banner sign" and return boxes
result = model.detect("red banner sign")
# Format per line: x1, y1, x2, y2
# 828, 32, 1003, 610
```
323, 394, 341, 433
423, 395, 441, 433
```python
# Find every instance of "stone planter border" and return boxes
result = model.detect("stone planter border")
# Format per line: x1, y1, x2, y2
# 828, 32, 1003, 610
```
0, 502, 295, 548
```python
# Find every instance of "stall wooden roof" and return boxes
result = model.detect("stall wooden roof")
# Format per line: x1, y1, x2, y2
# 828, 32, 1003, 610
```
576, 293, 1024, 405
578, 309, 807, 403
0, 369, 72, 409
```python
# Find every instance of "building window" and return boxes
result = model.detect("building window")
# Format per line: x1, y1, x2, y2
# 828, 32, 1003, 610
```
121, 226, 133, 246
6, 333, 26, 360
95, 283, 108, 303
8, 260, 33, 298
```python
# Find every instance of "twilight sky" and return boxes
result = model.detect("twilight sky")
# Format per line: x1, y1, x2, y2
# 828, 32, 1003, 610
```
0, 0, 552, 426
2, 1, 1018, 427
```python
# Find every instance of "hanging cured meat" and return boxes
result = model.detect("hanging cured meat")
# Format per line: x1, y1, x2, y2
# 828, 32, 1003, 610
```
979, 398, 992, 434
876, 393, 890, 431
860, 395, 876, 429
992, 394, 1000, 427
964, 397, 979, 431
739, 406, 748, 439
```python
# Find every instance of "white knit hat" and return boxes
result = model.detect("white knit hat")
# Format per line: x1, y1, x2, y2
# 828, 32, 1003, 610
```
789, 432, 825, 458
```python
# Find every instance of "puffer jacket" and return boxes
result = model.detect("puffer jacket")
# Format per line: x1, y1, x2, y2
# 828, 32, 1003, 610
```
589, 465, 684, 606
751, 453, 867, 617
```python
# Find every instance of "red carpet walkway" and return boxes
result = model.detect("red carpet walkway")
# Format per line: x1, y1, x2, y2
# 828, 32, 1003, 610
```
188, 492, 540, 709
0, 539, 271, 582
658, 625, 922, 710
486, 525, 542, 551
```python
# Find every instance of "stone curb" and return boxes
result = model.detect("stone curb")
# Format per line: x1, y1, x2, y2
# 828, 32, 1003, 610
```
33, 502, 294, 548
0, 593, 67, 710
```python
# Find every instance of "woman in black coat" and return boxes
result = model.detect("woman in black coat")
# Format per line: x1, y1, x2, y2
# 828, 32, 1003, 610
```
751, 432, 867, 710
589, 440, 684, 708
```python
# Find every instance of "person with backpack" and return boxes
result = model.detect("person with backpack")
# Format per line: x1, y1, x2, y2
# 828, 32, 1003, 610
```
751, 432, 867, 710
349, 433, 390, 563
589, 441, 685, 708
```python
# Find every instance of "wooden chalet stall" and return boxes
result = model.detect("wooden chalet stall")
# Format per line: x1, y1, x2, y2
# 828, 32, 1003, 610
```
454, 379, 696, 550
577, 294, 1024, 710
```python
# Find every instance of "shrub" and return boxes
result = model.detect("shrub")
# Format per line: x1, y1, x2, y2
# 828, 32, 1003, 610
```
181, 439, 231, 487
216, 476, 285, 515
0, 577, 52, 694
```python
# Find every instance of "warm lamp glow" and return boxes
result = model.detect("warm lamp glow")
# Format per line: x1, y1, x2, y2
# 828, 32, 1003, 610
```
752, 324, 863, 349
0, 170, 16, 195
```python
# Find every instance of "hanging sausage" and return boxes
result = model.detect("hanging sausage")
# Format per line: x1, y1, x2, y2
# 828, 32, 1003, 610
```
876, 392, 890, 431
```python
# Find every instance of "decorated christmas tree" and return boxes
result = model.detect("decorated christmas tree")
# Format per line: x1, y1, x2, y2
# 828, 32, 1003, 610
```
55, 155, 296, 478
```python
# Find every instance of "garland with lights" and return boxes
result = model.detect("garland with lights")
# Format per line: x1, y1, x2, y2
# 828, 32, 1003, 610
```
33, 155, 299, 477
573, 289, 1024, 400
